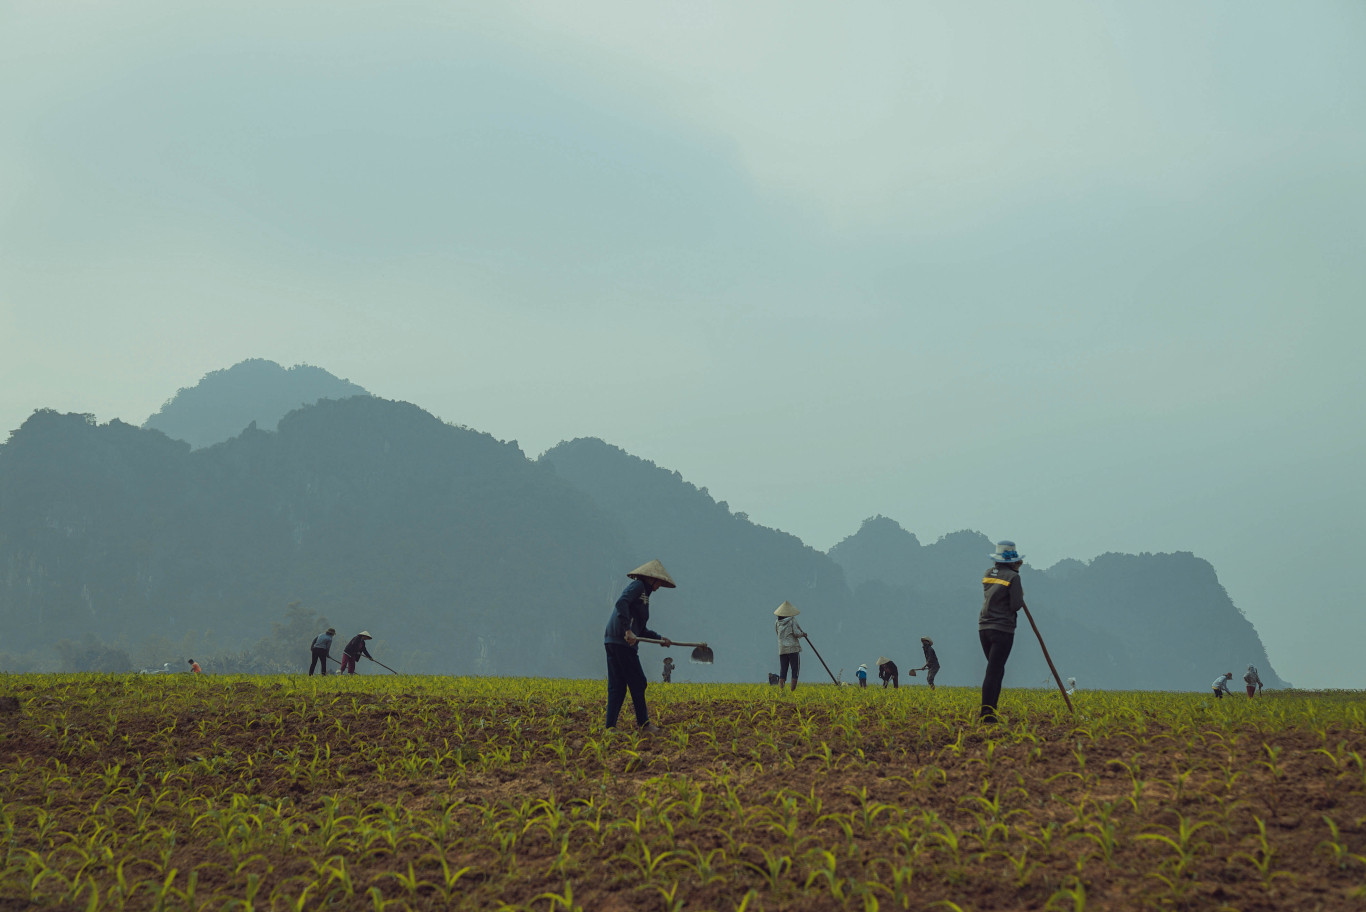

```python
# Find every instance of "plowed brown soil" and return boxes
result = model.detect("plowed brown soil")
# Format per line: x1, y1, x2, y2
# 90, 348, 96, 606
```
2, 676, 1365, 911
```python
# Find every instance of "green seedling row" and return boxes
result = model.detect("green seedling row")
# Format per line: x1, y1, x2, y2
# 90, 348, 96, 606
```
3, 675, 1366, 910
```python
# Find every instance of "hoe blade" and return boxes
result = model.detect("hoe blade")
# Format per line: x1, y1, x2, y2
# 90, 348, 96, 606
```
689, 645, 714, 665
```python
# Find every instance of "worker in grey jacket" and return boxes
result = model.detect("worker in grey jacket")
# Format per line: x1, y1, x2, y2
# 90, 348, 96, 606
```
1243, 665, 1263, 697
309, 628, 335, 676
979, 540, 1026, 723
773, 601, 807, 691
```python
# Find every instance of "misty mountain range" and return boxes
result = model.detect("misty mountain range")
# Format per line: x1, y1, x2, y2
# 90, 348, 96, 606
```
0, 360, 1285, 689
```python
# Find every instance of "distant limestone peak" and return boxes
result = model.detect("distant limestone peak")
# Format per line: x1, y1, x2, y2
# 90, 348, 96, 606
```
143, 359, 369, 449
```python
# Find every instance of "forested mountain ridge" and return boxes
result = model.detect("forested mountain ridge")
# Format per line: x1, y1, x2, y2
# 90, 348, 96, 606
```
142, 359, 369, 449
0, 377, 1287, 689
1, 399, 631, 676
540, 438, 855, 683
825, 516, 1287, 690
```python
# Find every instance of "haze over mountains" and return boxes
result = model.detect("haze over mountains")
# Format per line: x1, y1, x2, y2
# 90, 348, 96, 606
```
0, 361, 1285, 689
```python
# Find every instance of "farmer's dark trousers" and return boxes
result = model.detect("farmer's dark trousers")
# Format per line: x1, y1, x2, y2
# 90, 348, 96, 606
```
979, 629, 1015, 721
605, 644, 649, 728
779, 653, 800, 687
309, 648, 329, 676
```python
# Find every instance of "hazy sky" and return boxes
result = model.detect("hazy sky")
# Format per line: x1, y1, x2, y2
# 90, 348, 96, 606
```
3, 2, 1363, 686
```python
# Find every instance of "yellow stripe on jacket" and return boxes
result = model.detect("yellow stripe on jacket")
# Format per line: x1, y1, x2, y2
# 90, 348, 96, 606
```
982, 577, 1011, 587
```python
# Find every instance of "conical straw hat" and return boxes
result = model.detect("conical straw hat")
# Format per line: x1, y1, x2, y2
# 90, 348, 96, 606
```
773, 601, 799, 617
920, 636, 933, 645
876, 656, 890, 666
628, 559, 676, 588
359, 631, 372, 638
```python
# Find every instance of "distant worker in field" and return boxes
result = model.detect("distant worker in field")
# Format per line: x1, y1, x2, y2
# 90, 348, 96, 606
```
878, 656, 899, 688
603, 560, 675, 732
340, 631, 374, 674
774, 601, 807, 692
979, 540, 1027, 723
309, 628, 336, 676
1066, 676, 1078, 696
856, 663, 868, 687
662, 656, 675, 683
1243, 665, 1263, 697
918, 636, 940, 690
1211, 671, 1234, 699
187, 659, 201, 674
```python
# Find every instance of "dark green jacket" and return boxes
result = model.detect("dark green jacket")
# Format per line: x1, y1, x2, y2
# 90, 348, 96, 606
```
979, 564, 1024, 633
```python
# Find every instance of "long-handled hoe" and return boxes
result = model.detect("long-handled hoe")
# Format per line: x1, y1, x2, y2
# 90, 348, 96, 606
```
801, 633, 841, 686
364, 656, 403, 675
635, 638, 714, 665
1022, 603, 1075, 716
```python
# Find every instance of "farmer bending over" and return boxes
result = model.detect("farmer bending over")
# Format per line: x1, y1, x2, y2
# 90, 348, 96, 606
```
878, 657, 899, 689
340, 631, 373, 674
979, 540, 1026, 723
310, 628, 335, 676
603, 560, 675, 732
1211, 671, 1234, 699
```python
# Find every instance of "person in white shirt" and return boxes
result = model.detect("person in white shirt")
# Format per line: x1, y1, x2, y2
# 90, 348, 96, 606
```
1211, 672, 1234, 699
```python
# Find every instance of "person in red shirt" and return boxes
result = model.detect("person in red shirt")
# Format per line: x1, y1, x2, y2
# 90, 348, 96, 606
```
187, 659, 202, 674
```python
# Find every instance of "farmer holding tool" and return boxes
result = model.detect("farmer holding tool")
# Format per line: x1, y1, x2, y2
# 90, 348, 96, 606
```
856, 664, 868, 687
774, 601, 807, 691
1212, 671, 1234, 699
878, 657, 899, 688
979, 540, 1028, 723
603, 560, 675, 732
662, 657, 675, 683
918, 636, 940, 690
1243, 665, 1263, 697
309, 627, 335, 676
187, 659, 201, 674
340, 631, 373, 674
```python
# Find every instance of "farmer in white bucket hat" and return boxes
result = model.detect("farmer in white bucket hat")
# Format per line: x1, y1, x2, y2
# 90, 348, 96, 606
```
979, 540, 1026, 722
773, 601, 808, 692
603, 560, 675, 732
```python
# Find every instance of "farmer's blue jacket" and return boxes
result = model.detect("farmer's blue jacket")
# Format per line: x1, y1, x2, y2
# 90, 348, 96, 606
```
603, 579, 661, 650
311, 632, 334, 652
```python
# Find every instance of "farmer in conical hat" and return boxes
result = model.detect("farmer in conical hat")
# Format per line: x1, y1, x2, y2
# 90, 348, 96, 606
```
662, 656, 675, 683
877, 656, 899, 689
603, 561, 674, 732
918, 636, 940, 690
340, 631, 373, 674
773, 601, 808, 692
979, 540, 1026, 722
